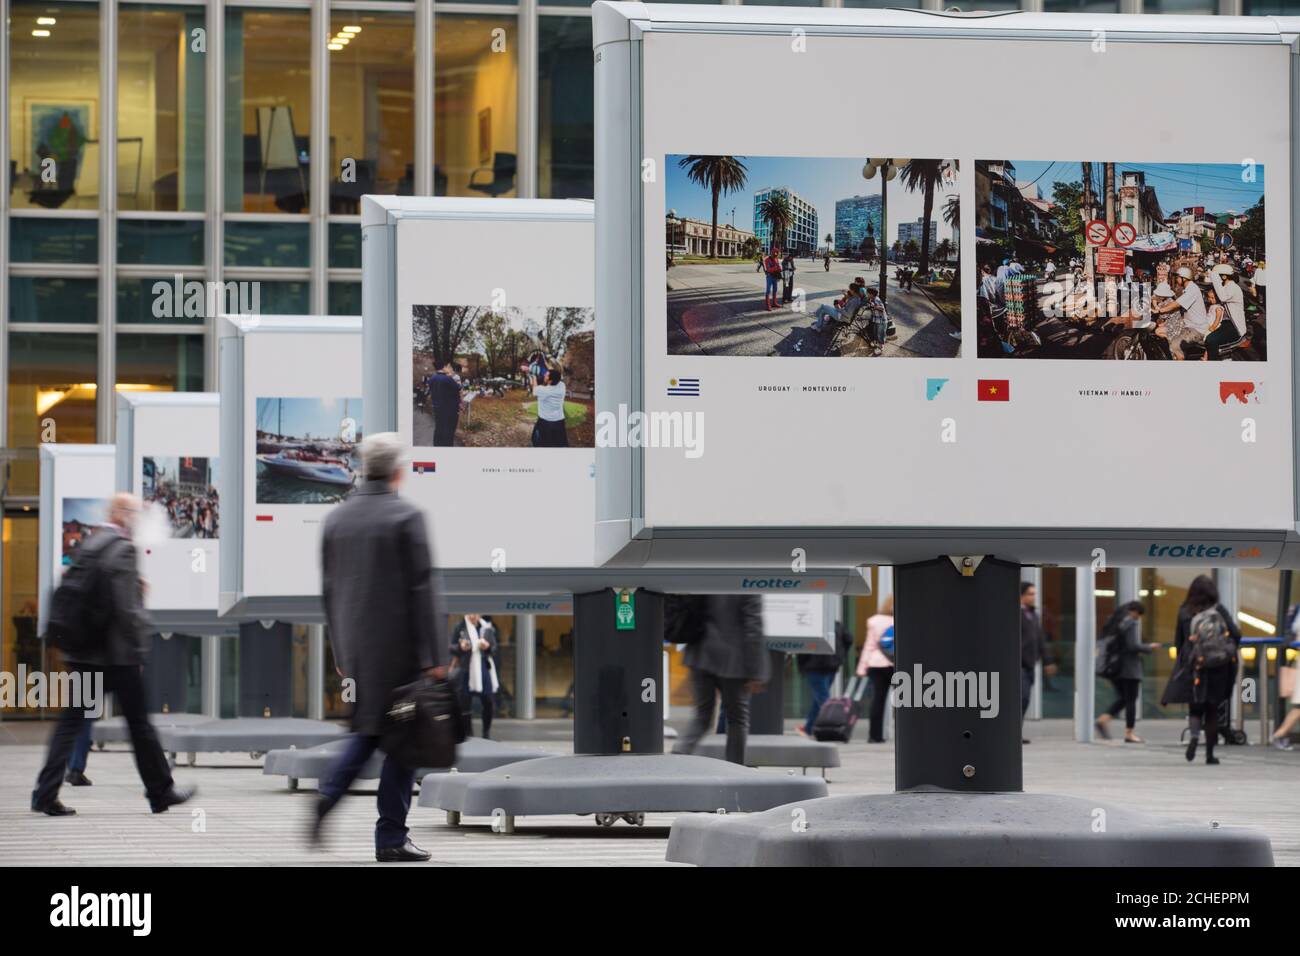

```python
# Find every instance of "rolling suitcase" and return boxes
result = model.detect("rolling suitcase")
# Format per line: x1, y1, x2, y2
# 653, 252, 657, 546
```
812, 676, 867, 742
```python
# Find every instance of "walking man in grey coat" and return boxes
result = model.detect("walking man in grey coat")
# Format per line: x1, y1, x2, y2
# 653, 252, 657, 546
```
31, 493, 195, 816
312, 433, 448, 861
677, 595, 768, 764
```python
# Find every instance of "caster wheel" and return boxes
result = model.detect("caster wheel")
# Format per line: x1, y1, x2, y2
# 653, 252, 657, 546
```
95, 742, 105, 752
446, 810, 461, 827
622, 813, 645, 827
187, 752, 197, 767
595, 813, 617, 828
288, 778, 299, 791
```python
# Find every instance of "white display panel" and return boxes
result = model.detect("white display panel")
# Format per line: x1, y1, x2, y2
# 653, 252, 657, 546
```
595, 5, 1298, 566
227, 318, 363, 606
38, 445, 116, 630
117, 394, 220, 615
389, 202, 597, 570
761, 593, 834, 654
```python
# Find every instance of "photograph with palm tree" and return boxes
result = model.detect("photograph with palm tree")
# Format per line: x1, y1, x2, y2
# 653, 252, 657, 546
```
665, 154, 961, 358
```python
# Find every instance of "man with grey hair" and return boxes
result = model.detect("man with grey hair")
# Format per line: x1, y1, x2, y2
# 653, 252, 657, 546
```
312, 432, 448, 862
32, 493, 196, 816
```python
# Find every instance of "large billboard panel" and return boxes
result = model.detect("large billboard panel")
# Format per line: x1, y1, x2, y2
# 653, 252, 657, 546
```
594, 5, 1295, 566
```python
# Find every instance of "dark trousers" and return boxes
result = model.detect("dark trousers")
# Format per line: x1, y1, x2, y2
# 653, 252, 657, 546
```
319, 734, 415, 850
69, 721, 93, 772
1106, 677, 1141, 729
866, 666, 895, 742
802, 671, 835, 736
461, 691, 495, 739
681, 670, 751, 764
1020, 665, 1036, 721
32, 664, 173, 809
432, 413, 458, 447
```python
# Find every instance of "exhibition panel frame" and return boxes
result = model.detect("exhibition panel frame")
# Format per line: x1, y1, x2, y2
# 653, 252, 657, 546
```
115, 392, 226, 631
37, 444, 116, 631
593, 3, 1300, 569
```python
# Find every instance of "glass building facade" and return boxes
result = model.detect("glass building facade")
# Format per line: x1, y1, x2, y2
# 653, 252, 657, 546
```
752, 185, 818, 256
835, 193, 883, 258
3, 0, 1296, 723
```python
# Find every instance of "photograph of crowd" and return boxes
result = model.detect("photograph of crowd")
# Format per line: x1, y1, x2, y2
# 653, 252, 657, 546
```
61, 497, 107, 565
974, 161, 1267, 361
665, 154, 961, 358
411, 304, 595, 448
255, 397, 362, 504
142, 457, 219, 538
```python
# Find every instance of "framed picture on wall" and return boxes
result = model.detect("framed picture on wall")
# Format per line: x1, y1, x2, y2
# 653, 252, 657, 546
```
23, 98, 97, 202
478, 107, 492, 165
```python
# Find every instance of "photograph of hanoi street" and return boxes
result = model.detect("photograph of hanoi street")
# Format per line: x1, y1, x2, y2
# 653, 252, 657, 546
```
665, 155, 961, 359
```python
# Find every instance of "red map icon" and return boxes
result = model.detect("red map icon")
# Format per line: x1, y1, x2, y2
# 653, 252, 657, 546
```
1219, 382, 1259, 405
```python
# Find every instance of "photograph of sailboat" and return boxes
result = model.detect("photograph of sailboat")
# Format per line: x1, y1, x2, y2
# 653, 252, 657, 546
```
255, 397, 363, 504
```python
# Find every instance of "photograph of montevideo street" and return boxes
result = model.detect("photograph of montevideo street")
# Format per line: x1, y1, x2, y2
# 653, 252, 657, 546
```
665, 155, 961, 358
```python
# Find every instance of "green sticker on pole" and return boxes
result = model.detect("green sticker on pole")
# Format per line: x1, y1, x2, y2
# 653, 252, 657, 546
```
615, 588, 636, 630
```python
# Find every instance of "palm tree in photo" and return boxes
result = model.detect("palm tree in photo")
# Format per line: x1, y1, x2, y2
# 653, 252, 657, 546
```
677, 155, 748, 259
943, 192, 961, 283
825, 232, 833, 255
936, 238, 952, 265
758, 191, 793, 255
901, 159, 946, 276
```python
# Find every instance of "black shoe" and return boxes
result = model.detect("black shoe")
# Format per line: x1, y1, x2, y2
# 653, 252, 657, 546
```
65, 770, 92, 787
150, 784, 196, 813
1022, 738, 1031, 745
1206, 754, 1220, 766
33, 800, 76, 816
1185, 738, 1199, 763
309, 796, 333, 847
375, 840, 431, 863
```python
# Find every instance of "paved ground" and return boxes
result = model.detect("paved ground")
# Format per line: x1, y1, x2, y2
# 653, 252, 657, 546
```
2, 718, 1295, 866
667, 259, 960, 358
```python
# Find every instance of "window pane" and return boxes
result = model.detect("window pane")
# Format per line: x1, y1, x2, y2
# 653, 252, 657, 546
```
329, 11, 415, 212
1149, 0, 1217, 11
2, 515, 41, 714
225, 8, 312, 213
118, 4, 206, 211
329, 221, 361, 269
10, 217, 98, 263
118, 218, 205, 266
435, 15, 517, 199
8, 332, 98, 494
116, 333, 205, 391
224, 220, 310, 267
9, 3, 101, 211
10, 276, 98, 324
117, 276, 205, 325
1044, 0, 1119, 9
1243, 0, 1300, 11
538, 17, 593, 200
328, 281, 361, 316
256, 280, 311, 314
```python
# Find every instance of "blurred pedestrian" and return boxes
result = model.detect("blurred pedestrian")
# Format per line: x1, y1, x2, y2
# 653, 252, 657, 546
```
855, 594, 896, 743
796, 622, 849, 738
1162, 575, 1240, 765
314, 433, 448, 861
1094, 601, 1159, 743
32, 493, 195, 817
1019, 582, 1056, 744
451, 613, 499, 739
678, 596, 768, 764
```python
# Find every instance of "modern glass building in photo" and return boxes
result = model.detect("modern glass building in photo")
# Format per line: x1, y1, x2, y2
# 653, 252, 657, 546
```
2, 0, 1296, 725
752, 185, 817, 255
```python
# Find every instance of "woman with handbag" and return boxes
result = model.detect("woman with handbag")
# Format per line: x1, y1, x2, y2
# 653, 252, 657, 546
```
1094, 601, 1159, 743
854, 593, 895, 743
450, 614, 500, 739
1269, 655, 1299, 750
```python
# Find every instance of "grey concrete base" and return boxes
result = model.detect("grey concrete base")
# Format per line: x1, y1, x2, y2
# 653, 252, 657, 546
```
157, 718, 345, 761
671, 734, 840, 770
418, 753, 828, 826
91, 713, 209, 747
263, 737, 548, 789
666, 791, 1275, 866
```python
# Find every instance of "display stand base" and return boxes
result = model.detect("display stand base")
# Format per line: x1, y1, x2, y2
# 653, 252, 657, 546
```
263, 737, 548, 790
671, 734, 840, 772
418, 753, 827, 831
91, 713, 209, 748
157, 718, 345, 765
665, 791, 1274, 866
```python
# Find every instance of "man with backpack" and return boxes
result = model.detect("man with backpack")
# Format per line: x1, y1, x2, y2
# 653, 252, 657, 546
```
31, 493, 195, 816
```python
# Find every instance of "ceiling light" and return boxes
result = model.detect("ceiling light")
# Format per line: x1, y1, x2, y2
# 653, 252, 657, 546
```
32, 29, 51, 37
341, 25, 362, 33
36, 16, 57, 25
328, 42, 344, 50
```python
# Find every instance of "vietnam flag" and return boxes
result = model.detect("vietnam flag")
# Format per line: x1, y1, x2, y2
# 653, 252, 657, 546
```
978, 379, 1010, 402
